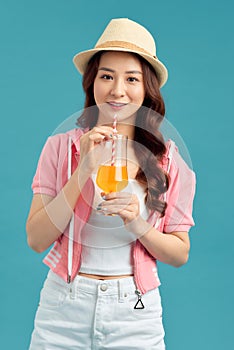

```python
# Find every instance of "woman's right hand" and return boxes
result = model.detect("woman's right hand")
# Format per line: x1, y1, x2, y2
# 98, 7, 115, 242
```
79, 126, 114, 174
26, 126, 114, 253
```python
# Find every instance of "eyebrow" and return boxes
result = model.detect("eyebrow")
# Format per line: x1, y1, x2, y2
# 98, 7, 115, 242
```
98, 67, 143, 74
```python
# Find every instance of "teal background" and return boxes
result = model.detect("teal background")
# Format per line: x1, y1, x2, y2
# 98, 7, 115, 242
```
1, 0, 233, 348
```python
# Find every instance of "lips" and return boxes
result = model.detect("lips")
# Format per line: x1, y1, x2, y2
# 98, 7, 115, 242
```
107, 102, 128, 109
108, 102, 127, 106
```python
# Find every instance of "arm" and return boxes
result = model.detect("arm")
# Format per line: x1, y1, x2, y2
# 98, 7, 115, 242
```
136, 218, 190, 267
26, 126, 114, 253
26, 163, 89, 253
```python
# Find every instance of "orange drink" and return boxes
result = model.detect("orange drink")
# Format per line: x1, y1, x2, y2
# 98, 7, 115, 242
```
95, 134, 128, 195
96, 165, 128, 193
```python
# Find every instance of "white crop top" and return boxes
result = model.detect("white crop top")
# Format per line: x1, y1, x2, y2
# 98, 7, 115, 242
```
80, 178, 149, 276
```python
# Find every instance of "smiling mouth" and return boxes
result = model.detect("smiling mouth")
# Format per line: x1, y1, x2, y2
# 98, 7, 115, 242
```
107, 102, 128, 108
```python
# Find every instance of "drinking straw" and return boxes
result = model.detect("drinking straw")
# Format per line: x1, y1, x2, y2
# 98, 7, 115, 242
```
113, 113, 117, 134
111, 114, 117, 166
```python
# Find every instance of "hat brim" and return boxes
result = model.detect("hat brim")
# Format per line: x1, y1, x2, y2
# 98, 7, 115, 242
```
73, 47, 168, 87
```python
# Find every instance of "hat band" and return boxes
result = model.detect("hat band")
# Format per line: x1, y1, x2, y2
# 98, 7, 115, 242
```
95, 40, 157, 59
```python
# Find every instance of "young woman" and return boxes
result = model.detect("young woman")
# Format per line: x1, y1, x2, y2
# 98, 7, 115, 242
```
27, 18, 196, 350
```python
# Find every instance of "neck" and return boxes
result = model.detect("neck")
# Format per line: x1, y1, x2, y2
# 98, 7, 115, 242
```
96, 122, 135, 140
115, 123, 135, 139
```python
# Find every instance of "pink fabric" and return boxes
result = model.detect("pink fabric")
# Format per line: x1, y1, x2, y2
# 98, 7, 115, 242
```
31, 128, 196, 294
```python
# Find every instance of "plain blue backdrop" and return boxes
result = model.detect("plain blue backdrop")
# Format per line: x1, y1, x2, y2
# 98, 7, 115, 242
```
1, 0, 233, 349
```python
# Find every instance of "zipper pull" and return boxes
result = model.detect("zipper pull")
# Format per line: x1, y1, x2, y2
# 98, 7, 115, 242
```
67, 274, 74, 299
134, 289, 145, 309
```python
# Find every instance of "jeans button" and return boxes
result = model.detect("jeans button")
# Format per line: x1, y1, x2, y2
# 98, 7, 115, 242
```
100, 283, 108, 292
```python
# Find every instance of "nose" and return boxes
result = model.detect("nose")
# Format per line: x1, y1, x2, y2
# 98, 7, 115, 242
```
110, 78, 125, 97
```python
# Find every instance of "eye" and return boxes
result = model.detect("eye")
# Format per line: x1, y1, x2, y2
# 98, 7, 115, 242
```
127, 77, 139, 82
101, 74, 113, 80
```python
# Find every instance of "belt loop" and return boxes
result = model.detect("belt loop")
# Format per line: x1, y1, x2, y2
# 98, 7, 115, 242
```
118, 279, 128, 303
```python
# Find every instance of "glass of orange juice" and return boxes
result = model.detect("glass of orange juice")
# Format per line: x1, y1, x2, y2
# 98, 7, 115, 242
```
96, 134, 128, 193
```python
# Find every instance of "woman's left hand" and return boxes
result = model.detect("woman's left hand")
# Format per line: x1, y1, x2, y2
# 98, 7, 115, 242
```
97, 192, 190, 267
97, 192, 152, 237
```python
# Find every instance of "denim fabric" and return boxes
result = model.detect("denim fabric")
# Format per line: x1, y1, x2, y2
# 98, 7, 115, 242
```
29, 270, 165, 350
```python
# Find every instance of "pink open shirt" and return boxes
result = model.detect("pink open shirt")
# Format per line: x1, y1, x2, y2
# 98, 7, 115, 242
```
31, 128, 196, 294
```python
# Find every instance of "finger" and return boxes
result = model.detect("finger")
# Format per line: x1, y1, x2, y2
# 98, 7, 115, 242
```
98, 206, 134, 216
89, 133, 106, 143
89, 133, 114, 145
91, 126, 115, 138
103, 192, 137, 201
98, 202, 139, 216
100, 198, 133, 208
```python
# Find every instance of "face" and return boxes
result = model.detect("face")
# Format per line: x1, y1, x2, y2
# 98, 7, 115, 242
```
93, 51, 145, 126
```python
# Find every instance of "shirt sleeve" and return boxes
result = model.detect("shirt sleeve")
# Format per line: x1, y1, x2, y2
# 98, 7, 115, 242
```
163, 147, 196, 233
31, 135, 60, 197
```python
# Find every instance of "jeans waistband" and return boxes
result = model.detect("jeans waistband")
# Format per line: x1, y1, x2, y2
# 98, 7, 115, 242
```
75, 274, 137, 295
47, 270, 137, 296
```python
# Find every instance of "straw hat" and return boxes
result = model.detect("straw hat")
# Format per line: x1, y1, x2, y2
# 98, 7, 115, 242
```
73, 18, 168, 87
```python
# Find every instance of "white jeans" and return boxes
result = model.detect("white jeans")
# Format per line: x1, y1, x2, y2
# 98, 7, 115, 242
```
29, 271, 165, 350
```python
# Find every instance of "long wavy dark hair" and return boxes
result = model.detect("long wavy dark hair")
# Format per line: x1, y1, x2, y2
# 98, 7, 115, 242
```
77, 51, 169, 216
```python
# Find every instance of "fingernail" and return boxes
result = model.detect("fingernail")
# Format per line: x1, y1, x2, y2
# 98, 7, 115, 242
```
101, 192, 106, 200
